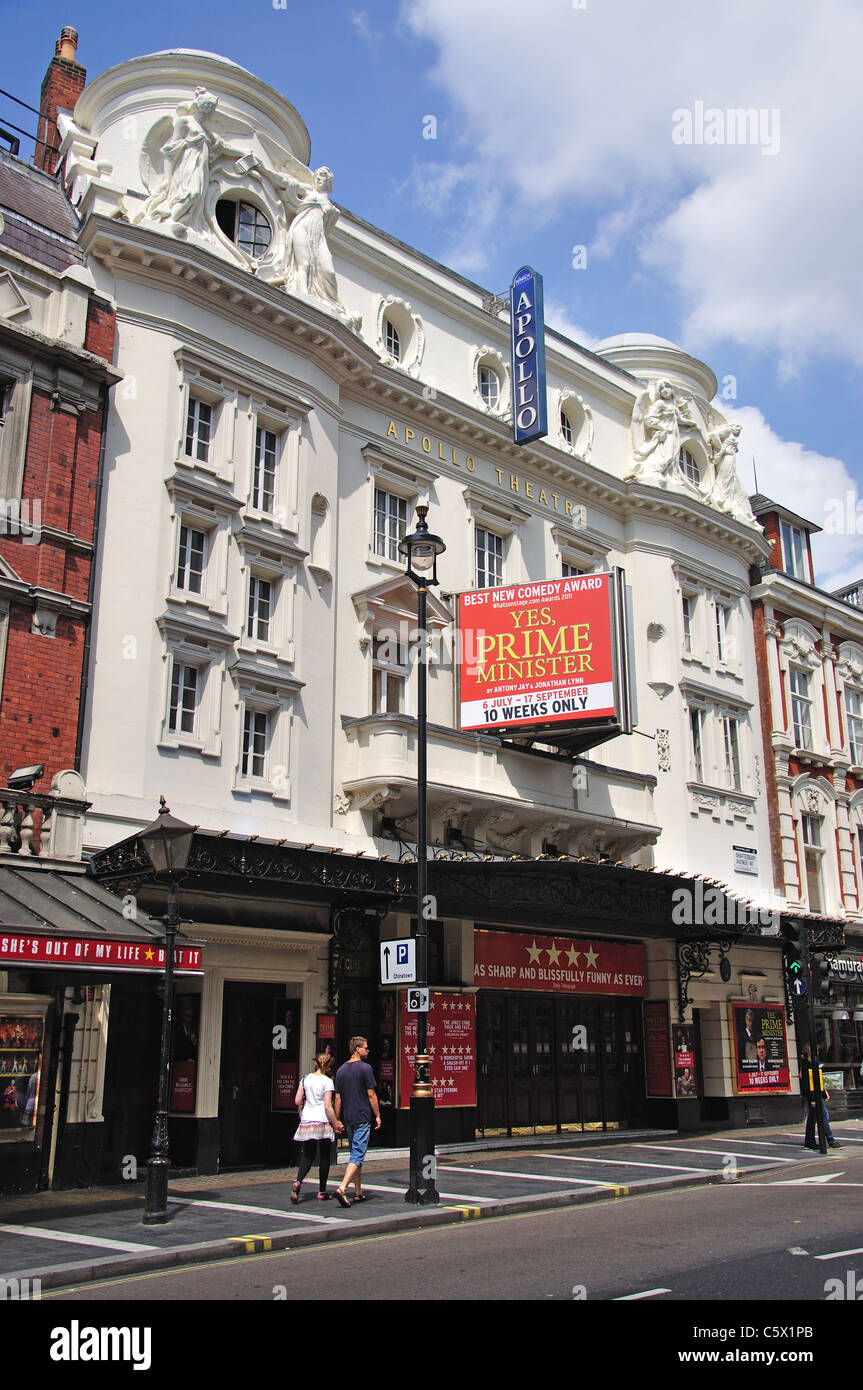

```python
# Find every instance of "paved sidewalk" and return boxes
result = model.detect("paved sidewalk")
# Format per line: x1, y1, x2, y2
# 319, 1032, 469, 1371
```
1, 1120, 859, 1292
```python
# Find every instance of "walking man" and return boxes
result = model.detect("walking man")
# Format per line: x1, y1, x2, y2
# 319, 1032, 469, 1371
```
334, 1036, 381, 1208
800, 1043, 841, 1149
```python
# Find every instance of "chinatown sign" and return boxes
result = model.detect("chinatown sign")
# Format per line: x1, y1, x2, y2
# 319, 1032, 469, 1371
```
474, 930, 647, 996
457, 569, 633, 751
0, 932, 203, 975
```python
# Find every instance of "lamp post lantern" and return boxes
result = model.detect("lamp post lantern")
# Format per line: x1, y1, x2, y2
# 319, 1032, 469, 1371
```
139, 797, 195, 1224
399, 506, 445, 1205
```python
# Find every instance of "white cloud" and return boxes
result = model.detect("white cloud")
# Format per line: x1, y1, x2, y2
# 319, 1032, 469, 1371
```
400, 0, 863, 372
722, 404, 863, 587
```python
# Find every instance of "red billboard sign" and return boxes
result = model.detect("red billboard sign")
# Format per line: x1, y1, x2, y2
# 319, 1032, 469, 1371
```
474, 930, 647, 996
399, 991, 476, 1109
457, 570, 631, 750
729, 1002, 791, 1094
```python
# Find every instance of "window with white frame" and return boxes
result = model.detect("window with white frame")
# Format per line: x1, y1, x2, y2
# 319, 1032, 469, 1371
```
374, 488, 408, 563
721, 713, 742, 790
789, 666, 813, 749
372, 629, 410, 715
690, 707, 705, 782
846, 687, 863, 765
252, 425, 279, 514
801, 813, 823, 912
715, 602, 731, 664
176, 524, 207, 595
384, 317, 401, 362
475, 527, 503, 589
559, 409, 574, 448
682, 594, 694, 655
780, 521, 811, 581
679, 447, 701, 487
478, 365, 500, 410
562, 562, 585, 579
247, 574, 273, 644
168, 660, 199, 735
185, 397, 213, 463
241, 707, 270, 779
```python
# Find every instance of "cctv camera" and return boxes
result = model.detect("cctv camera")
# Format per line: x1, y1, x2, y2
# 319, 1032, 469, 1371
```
7, 764, 45, 792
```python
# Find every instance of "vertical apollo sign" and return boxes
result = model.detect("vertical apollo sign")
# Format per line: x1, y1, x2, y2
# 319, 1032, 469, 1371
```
510, 265, 548, 446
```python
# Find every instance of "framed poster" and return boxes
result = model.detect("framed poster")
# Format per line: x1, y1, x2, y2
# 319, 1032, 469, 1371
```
644, 1000, 673, 1097
0, 1014, 44, 1134
673, 1022, 699, 1098
729, 1001, 791, 1094
170, 993, 200, 1114
398, 991, 476, 1109
315, 1013, 337, 1070
272, 999, 301, 1111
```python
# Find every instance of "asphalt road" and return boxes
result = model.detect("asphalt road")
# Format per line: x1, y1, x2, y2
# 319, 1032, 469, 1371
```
44, 1145, 863, 1303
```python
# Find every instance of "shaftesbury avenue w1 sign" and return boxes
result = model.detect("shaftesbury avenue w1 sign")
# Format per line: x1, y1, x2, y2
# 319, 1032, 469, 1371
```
510, 265, 548, 446
457, 569, 634, 753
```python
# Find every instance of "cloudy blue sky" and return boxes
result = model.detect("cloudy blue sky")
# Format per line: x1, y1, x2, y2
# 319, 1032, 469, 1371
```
4, 0, 862, 585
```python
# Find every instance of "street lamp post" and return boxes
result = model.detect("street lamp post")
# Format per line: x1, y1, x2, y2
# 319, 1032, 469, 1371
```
139, 797, 196, 1225
399, 506, 445, 1205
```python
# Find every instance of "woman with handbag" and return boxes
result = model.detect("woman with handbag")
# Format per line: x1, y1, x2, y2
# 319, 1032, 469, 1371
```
291, 1053, 344, 1203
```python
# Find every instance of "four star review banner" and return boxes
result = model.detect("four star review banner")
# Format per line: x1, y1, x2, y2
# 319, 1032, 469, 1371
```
457, 570, 632, 747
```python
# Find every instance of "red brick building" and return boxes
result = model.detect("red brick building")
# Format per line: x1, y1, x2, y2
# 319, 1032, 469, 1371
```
0, 29, 118, 793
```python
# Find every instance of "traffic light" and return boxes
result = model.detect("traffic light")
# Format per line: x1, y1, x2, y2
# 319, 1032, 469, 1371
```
812, 956, 831, 1000
781, 921, 808, 979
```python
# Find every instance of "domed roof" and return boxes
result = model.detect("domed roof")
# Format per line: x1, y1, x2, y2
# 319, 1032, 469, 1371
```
593, 332, 682, 353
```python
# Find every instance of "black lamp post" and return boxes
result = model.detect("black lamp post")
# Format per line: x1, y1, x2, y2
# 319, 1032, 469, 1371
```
139, 797, 195, 1224
399, 505, 445, 1205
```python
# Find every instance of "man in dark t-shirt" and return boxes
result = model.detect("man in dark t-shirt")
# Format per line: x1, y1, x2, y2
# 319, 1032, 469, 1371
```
334, 1037, 381, 1207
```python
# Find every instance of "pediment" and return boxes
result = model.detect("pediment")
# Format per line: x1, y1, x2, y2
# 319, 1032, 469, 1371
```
352, 575, 452, 629
0, 553, 22, 582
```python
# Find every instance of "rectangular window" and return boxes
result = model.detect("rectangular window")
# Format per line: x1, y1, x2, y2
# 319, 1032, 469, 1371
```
789, 667, 813, 749
372, 632, 409, 714
253, 427, 278, 513
241, 708, 269, 779
722, 714, 742, 790
475, 527, 503, 589
247, 576, 272, 643
802, 815, 823, 913
562, 563, 585, 579
169, 662, 198, 735
185, 398, 212, 463
690, 708, 705, 782
176, 525, 206, 593
682, 595, 693, 654
0, 380, 13, 424
780, 521, 810, 582
373, 488, 408, 563
846, 688, 863, 764
715, 603, 730, 663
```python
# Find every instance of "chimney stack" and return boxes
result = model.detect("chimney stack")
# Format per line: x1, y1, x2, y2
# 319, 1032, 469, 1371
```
35, 26, 86, 176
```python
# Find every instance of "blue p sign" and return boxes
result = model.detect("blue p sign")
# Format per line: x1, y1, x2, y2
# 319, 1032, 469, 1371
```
397, 943, 409, 965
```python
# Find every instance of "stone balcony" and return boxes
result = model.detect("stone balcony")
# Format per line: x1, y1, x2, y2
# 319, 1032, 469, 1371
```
339, 713, 658, 860
0, 770, 89, 861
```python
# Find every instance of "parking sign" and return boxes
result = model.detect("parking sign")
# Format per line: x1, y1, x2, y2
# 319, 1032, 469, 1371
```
380, 938, 416, 984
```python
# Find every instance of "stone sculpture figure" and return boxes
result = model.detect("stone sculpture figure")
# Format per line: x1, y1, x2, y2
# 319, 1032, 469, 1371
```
137, 88, 224, 233
626, 380, 685, 483
708, 421, 755, 524
261, 166, 345, 310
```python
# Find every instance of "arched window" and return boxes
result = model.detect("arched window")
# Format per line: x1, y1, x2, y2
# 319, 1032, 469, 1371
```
384, 318, 401, 361
215, 199, 272, 257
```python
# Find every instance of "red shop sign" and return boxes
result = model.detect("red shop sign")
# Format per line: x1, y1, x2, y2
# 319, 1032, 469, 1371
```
0, 932, 203, 974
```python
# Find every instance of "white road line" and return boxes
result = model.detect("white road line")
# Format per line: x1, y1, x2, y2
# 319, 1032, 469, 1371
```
360, 1182, 495, 1203
441, 1165, 613, 1187
535, 1154, 712, 1174
637, 1144, 786, 1162
0, 1225, 157, 1252
166, 1197, 345, 1225
814, 1246, 863, 1260
614, 1288, 672, 1300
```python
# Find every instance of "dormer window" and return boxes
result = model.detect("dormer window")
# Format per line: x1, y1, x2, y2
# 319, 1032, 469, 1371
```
384, 318, 401, 362
679, 447, 700, 487
780, 520, 811, 581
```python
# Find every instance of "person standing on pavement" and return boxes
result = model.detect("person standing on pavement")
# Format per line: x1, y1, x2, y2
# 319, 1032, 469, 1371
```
291, 1053, 344, 1203
800, 1043, 841, 1149
334, 1036, 381, 1208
